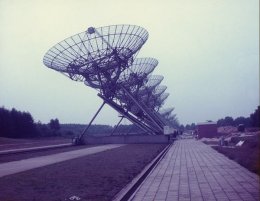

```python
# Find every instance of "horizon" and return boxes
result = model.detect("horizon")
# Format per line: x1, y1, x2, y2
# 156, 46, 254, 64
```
1, 105, 258, 127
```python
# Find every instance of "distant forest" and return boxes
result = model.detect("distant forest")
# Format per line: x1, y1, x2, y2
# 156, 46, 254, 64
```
0, 107, 143, 138
181, 106, 260, 130
0, 106, 259, 138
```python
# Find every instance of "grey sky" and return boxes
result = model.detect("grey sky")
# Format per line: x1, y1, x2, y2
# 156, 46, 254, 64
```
0, 0, 259, 126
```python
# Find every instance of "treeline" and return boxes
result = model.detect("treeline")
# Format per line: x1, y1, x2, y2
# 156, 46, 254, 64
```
60, 123, 142, 136
1, 106, 258, 138
0, 107, 38, 138
0, 107, 143, 139
182, 106, 260, 130
0, 107, 61, 138
60, 124, 113, 136
217, 106, 259, 127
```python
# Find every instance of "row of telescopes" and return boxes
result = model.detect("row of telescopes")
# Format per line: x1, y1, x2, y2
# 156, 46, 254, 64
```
43, 24, 177, 137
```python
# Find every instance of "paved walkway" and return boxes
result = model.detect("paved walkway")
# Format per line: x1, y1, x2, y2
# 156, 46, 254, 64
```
130, 139, 259, 201
0, 144, 124, 178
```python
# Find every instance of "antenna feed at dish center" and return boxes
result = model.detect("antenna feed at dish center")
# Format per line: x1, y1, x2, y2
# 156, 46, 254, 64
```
87, 27, 95, 34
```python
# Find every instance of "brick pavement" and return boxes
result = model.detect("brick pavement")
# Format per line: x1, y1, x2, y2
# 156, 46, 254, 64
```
130, 139, 259, 201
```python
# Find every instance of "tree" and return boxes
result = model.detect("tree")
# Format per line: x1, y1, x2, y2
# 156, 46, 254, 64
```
250, 106, 260, 127
0, 107, 38, 138
185, 124, 191, 130
217, 116, 234, 126
190, 123, 196, 130
216, 106, 259, 128
48, 118, 60, 135
179, 124, 184, 131
224, 116, 234, 126
36, 122, 52, 137
234, 116, 250, 127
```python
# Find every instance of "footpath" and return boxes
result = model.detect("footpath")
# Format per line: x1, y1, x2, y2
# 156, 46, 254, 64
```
130, 139, 259, 201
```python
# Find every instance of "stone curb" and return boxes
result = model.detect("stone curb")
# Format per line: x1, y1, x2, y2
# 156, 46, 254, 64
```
112, 143, 173, 201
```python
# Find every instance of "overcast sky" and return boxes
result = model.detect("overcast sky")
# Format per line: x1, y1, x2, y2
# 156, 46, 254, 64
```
0, 0, 259, 126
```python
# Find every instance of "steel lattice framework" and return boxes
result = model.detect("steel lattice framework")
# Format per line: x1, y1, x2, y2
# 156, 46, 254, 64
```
160, 107, 174, 117
44, 24, 148, 98
43, 24, 177, 143
117, 75, 163, 112
159, 107, 178, 127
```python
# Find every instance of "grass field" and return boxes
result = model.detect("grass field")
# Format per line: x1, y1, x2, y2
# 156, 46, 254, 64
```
0, 144, 98, 164
0, 144, 167, 201
0, 137, 71, 151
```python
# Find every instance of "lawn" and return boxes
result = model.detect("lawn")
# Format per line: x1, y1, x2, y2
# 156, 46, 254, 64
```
0, 144, 167, 201
0, 137, 71, 150
0, 144, 97, 163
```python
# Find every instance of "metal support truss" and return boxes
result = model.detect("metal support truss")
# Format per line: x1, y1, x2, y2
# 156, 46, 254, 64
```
121, 86, 164, 134
110, 116, 124, 135
79, 101, 106, 141
98, 94, 157, 135
148, 108, 166, 127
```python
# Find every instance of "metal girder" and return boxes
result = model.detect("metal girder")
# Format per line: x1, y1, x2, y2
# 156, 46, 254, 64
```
98, 94, 157, 135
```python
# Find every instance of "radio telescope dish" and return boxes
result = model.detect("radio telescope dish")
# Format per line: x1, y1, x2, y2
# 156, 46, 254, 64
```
159, 107, 174, 116
116, 57, 158, 100
138, 85, 167, 109
143, 75, 163, 88
153, 85, 167, 96
119, 57, 158, 86
158, 92, 169, 104
43, 24, 149, 96
117, 74, 163, 109
137, 75, 163, 97
43, 24, 174, 137
117, 75, 165, 119
141, 85, 167, 100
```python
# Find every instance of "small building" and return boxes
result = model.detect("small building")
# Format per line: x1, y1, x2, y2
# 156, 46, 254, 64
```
196, 122, 217, 139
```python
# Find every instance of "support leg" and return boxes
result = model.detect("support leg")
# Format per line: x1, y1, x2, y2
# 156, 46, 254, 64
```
98, 94, 156, 135
76, 101, 106, 144
111, 116, 124, 136
121, 86, 163, 133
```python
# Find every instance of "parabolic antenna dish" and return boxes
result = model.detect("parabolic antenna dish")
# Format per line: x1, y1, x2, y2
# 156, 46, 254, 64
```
143, 75, 163, 88
119, 57, 158, 85
116, 74, 163, 106
43, 24, 149, 90
159, 92, 169, 103
159, 107, 174, 116
115, 57, 158, 100
138, 75, 164, 96
167, 114, 177, 121
139, 85, 167, 107
149, 85, 167, 97
149, 92, 169, 108
117, 79, 165, 116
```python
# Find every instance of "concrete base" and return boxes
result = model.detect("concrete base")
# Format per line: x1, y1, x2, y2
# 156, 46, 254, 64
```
84, 135, 169, 144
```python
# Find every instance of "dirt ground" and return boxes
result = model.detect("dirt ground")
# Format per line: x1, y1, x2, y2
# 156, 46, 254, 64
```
212, 134, 260, 175
0, 144, 166, 201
